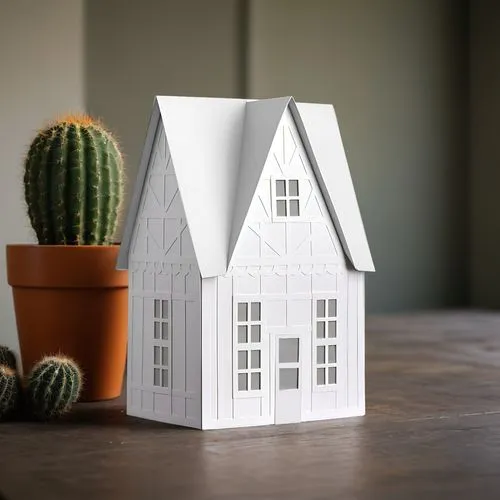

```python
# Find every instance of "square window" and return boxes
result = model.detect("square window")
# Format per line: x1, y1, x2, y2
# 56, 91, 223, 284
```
276, 180, 286, 196
279, 338, 299, 363
289, 200, 300, 216
154, 346, 160, 365
238, 373, 248, 391
328, 366, 337, 385
328, 299, 337, 317
328, 321, 337, 338
162, 322, 168, 340
328, 345, 337, 364
162, 369, 168, 388
276, 200, 287, 217
317, 300, 326, 318
280, 368, 299, 390
238, 350, 248, 370
154, 299, 160, 318
289, 180, 299, 196
251, 372, 261, 390
251, 302, 261, 321
317, 321, 325, 338
154, 322, 160, 340
238, 325, 248, 343
317, 346, 325, 364
162, 300, 169, 319
251, 350, 261, 369
317, 368, 326, 385
238, 303, 248, 322
153, 368, 160, 386
162, 347, 168, 366
251, 325, 261, 343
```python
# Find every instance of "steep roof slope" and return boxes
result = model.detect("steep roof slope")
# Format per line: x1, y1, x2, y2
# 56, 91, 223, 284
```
118, 96, 374, 275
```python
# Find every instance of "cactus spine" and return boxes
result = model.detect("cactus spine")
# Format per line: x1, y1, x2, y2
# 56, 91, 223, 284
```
24, 115, 124, 245
0, 345, 16, 371
0, 365, 20, 420
27, 355, 82, 420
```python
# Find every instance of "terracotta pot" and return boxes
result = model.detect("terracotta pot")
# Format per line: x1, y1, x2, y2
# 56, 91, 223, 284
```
6, 245, 128, 402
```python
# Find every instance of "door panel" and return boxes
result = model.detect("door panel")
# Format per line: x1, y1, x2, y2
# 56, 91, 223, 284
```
275, 336, 302, 424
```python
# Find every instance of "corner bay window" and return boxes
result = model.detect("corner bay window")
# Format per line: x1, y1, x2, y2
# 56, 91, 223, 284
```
314, 298, 338, 388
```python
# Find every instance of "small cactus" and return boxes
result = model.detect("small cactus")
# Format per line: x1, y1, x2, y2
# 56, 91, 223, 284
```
27, 355, 82, 421
0, 365, 20, 420
0, 346, 16, 371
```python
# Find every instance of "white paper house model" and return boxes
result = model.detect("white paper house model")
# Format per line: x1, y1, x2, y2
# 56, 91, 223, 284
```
117, 96, 374, 429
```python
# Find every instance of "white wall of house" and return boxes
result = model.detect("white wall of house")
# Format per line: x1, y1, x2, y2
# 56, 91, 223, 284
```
201, 109, 365, 429
127, 122, 202, 428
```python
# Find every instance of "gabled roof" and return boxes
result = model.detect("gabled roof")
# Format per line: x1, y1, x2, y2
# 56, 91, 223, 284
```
118, 96, 374, 275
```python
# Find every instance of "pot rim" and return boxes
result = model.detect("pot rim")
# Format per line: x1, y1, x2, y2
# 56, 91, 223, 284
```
6, 243, 127, 289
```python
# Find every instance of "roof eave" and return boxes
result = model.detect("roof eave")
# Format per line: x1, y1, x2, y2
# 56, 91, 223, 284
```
117, 98, 162, 270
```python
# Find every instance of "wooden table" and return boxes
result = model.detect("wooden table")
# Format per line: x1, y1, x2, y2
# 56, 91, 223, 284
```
1, 311, 500, 499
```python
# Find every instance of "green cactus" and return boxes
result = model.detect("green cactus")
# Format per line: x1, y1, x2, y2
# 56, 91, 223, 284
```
0, 365, 20, 420
24, 115, 124, 245
27, 355, 82, 420
0, 345, 16, 371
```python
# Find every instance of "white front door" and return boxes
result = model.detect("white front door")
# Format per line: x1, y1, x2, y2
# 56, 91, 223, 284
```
275, 335, 302, 424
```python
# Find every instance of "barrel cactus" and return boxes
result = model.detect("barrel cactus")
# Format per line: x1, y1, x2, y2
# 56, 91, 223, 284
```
0, 345, 16, 371
24, 115, 124, 245
27, 355, 82, 420
0, 365, 20, 420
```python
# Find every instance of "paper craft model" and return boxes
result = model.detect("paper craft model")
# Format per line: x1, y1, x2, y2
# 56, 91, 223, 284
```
117, 96, 374, 429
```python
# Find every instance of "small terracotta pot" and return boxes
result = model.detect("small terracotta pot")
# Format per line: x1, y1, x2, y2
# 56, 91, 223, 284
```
6, 244, 128, 402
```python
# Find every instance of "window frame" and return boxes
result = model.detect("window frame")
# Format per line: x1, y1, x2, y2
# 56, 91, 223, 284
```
152, 298, 171, 390
233, 298, 265, 398
271, 177, 304, 221
312, 295, 339, 393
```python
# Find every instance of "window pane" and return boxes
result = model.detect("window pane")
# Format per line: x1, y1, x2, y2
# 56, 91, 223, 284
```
328, 367, 337, 385
289, 200, 300, 216
251, 372, 261, 390
251, 350, 261, 369
328, 299, 337, 317
289, 180, 299, 196
317, 346, 325, 364
154, 346, 160, 365
328, 345, 337, 364
154, 322, 160, 339
162, 347, 168, 366
251, 302, 261, 321
238, 325, 248, 343
162, 300, 169, 319
317, 368, 326, 385
162, 369, 168, 388
238, 350, 248, 369
154, 368, 160, 386
279, 338, 299, 363
251, 325, 261, 343
276, 180, 286, 196
277, 200, 287, 216
154, 299, 160, 318
162, 322, 168, 340
238, 373, 248, 391
317, 300, 326, 318
328, 321, 337, 338
317, 321, 325, 338
238, 303, 248, 322
280, 368, 299, 390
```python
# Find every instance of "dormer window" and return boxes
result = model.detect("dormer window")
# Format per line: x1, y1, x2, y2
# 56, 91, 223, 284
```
275, 179, 300, 217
